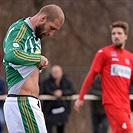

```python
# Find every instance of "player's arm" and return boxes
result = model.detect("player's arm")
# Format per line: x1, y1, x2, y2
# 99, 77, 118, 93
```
3, 27, 41, 66
74, 70, 97, 113
74, 49, 105, 113
5, 49, 41, 66
79, 70, 97, 100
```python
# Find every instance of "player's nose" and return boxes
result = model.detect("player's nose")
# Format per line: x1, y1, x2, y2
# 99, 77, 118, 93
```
48, 30, 55, 36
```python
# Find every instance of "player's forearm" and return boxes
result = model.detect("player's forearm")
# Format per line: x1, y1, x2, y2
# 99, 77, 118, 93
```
5, 49, 41, 66
79, 70, 97, 100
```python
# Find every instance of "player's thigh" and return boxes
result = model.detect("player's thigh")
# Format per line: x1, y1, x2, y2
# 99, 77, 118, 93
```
104, 104, 133, 133
3, 100, 25, 132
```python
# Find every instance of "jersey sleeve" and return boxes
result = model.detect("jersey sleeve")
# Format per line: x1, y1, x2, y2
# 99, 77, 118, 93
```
78, 49, 106, 100
79, 70, 97, 100
3, 26, 41, 66
90, 49, 106, 73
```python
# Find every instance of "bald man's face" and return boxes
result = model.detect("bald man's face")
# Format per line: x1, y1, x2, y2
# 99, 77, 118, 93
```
35, 18, 63, 39
51, 66, 63, 80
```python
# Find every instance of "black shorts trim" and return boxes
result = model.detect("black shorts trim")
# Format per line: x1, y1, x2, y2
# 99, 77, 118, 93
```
7, 94, 38, 99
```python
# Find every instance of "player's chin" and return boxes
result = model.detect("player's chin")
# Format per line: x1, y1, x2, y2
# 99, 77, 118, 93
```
114, 43, 122, 48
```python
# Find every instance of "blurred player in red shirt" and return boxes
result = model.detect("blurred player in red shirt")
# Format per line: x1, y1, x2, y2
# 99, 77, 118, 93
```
74, 21, 133, 133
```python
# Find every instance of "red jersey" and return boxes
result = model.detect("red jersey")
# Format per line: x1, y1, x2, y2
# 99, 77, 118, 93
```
80, 44, 133, 109
92, 44, 133, 107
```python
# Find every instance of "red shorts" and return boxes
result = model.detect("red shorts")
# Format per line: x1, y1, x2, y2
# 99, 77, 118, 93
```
104, 104, 133, 133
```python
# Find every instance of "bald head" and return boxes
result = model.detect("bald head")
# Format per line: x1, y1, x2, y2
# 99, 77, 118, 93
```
38, 4, 65, 26
30, 4, 65, 39
51, 65, 63, 80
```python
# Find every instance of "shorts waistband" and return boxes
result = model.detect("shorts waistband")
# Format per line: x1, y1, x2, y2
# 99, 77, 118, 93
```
8, 94, 38, 99
5, 95, 41, 108
6, 95, 39, 103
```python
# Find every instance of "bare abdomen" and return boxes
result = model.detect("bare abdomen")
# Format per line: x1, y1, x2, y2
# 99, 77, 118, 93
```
19, 68, 40, 98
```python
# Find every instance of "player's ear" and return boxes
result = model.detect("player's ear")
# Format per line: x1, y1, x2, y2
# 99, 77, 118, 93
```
40, 14, 47, 23
125, 34, 128, 41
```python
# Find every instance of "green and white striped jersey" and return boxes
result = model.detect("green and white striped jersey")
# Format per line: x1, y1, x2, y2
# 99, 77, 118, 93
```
3, 18, 42, 91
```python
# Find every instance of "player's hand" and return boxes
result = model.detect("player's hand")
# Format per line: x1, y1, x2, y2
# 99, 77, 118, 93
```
74, 99, 84, 113
38, 56, 48, 69
53, 90, 62, 97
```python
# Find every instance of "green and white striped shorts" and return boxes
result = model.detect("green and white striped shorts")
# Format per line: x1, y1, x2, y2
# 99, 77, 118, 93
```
4, 96, 47, 133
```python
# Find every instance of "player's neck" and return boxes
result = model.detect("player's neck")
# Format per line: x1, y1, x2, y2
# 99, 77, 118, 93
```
120, 42, 125, 49
29, 15, 38, 31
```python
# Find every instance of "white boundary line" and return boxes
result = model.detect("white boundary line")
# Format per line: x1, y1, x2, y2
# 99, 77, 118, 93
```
0, 94, 133, 100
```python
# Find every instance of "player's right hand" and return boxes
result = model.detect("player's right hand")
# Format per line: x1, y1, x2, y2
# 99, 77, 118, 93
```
38, 55, 49, 69
74, 99, 84, 113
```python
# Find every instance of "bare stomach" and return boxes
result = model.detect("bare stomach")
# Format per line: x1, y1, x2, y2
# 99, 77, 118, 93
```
19, 68, 40, 98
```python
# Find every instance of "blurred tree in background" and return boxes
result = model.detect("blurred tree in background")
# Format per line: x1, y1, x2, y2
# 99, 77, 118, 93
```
0, 0, 133, 132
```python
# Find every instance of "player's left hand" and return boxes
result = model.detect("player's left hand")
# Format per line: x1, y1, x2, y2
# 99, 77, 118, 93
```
38, 55, 49, 69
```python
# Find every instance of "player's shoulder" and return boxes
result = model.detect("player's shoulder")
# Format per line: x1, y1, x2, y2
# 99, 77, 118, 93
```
97, 45, 111, 54
10, 18, 26, 29
124, 48, 132, 53
124, 49, 133, 57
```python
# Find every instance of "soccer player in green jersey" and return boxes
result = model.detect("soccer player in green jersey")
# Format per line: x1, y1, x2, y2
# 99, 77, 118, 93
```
3, 4, 65, 133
